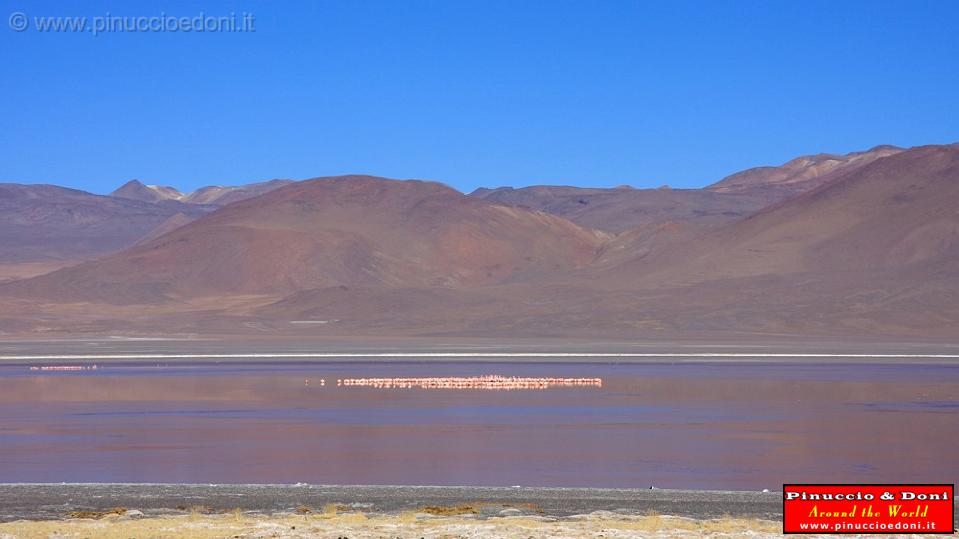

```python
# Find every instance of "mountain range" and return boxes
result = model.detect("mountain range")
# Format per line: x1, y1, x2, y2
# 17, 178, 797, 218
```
0, 179, 294, 278
110, 179, 294, 206
1, 143, 956, 338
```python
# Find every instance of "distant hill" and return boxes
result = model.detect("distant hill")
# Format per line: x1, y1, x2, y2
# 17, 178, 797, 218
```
470, 185, 768, 233
572, 144, 959, 335
109, 180, 186, 203
471, 145, 904, 234
182, 179, 294, 205
606, 144, 958, 282
110, 179, 293, 206
705, 145, 903, 198
0, 178, 295, 265
0, 183, 212, 263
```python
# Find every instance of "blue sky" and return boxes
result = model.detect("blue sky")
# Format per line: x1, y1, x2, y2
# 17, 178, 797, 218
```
1, 0, 957, 194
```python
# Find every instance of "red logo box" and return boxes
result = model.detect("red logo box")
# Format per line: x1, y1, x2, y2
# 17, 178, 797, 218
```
783, 484, 954, 534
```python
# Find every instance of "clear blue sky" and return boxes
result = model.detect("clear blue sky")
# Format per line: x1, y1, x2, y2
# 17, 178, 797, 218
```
1, 0, 957, 194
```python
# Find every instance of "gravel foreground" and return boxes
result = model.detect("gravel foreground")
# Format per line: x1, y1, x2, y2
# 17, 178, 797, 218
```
0, 484, 953, 538
0, 510, 955, 539
0, 484, 782, 522
0, 511, 786, 539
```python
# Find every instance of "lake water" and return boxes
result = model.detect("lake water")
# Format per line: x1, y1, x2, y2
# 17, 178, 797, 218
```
1, 361, 957, 489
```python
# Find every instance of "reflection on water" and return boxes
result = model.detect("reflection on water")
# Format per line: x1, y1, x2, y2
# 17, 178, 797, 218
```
0, 361, 957, 489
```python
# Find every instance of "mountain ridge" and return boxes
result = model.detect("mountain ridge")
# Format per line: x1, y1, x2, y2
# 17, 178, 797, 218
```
4, 175, 609, 304
2, 143, 957, 338
110, 178, 294, 206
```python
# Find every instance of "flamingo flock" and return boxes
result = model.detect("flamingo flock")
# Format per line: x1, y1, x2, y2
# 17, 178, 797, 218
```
337, 375, 603, 390
29, 365, 98, 371
24, 367, 603, 391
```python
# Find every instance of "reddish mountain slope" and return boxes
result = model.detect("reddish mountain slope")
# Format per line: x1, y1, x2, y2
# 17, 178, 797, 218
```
618, 144, 959, 283
705, 145, 903, 198
9, 176, 608, 303
548, 144, 959, 335
2, 144, 957, 338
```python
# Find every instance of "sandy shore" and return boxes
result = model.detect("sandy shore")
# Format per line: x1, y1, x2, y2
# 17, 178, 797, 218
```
4, 508, 958, 538
0, 509, 788, 538
1, 486, 954, 538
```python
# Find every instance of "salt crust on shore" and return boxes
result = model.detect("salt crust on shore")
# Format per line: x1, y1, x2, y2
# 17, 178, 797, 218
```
0, 511, 948, 539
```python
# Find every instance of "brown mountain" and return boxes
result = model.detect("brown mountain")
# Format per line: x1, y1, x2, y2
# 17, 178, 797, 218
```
0, 179, 284, 274
604, 144, 957, 283
110, 179, 186, 203
472, 145, 905, 236
560, 144, 959, 335
109, 179, 293, 206
2, 144, 956, 338
0, 183, 212, 264
470, 185, 769, 233
8, 176, 608, 304
183, 179, 295, 205
258, 144, 959, 337
705, 144, 903, 198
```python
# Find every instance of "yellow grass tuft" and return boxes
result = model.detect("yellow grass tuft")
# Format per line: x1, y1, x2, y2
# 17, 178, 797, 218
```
395, 510, 419, 523
419, 504, 479, 516
66, 506, 127, 519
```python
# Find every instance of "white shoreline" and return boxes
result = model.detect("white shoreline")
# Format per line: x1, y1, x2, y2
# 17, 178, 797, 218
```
3, 352, 959, 360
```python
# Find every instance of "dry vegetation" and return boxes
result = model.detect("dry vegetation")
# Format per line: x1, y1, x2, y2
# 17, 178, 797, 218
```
419, 504, 480, 516
63, 507, 127, 520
